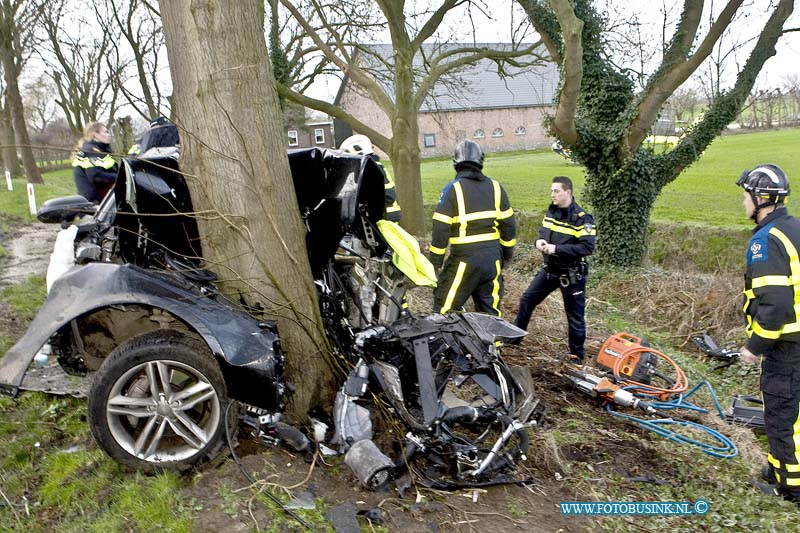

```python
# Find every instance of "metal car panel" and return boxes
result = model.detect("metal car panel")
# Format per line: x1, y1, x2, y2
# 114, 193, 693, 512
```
0, 263, 283, 409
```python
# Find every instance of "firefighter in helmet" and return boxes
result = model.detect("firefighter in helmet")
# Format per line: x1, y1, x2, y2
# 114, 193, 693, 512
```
737, 164, 800, 505
429, 140, 515, 316
339, 134, 401, 222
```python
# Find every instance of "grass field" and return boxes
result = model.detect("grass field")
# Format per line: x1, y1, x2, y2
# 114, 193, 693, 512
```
0, 168, 75, 220
416, 128, 800, 229
0, 128, 797, 229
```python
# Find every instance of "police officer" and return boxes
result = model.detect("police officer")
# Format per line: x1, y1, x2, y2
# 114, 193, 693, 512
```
339, 134, 401, 222
511, 176, 595, 361
737, 164, 800, 504
429, 139, 515, 316
72, 122, 118, 203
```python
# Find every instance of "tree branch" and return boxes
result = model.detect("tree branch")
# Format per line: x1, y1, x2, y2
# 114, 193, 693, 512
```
548, 0, 582, 144
626, 0, 744, 151
277, 83, 392, 151
660, 0, 702, 65
517, 0, 563, 64
413, 43, 544, 110
659, 0, 795, 185
410, 0, 466, 50
278, 0, 396, 113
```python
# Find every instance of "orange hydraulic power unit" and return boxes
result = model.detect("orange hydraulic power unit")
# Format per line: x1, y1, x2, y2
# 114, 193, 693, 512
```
596, 333, 657, 384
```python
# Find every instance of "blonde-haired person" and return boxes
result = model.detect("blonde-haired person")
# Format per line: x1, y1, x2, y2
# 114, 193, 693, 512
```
72, 122, 118, 203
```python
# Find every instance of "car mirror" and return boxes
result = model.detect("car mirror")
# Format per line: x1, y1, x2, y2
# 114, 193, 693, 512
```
37, 195, 96, 224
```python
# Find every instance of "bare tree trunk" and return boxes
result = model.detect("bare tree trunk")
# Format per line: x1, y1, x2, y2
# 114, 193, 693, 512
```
390, 116, 424, 235
0, 95, 20, 177
0, 45, 41, 183
160, 0, 334, 420
391, 49, 425, 235
110, 116, 133, 155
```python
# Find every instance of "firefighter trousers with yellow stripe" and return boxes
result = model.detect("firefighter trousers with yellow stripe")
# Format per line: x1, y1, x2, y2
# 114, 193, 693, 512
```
433, 248, 504, 316
761, 351, 800, 500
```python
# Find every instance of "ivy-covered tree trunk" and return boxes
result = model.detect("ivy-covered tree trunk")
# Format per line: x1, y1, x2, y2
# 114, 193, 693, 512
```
583, 155, 661, 266
519, 0, 794, 266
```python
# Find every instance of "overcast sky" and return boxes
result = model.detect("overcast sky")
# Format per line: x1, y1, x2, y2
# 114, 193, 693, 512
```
306, 0, 800, 101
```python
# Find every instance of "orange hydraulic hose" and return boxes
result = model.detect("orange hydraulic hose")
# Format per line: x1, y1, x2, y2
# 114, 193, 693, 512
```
611, 345, 688, 401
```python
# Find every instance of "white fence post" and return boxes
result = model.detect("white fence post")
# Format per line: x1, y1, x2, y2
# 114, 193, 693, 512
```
27, 182, 36, 215
4, 169, 11, 191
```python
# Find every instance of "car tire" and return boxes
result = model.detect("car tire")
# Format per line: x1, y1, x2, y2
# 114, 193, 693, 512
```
87, 329, 232, 473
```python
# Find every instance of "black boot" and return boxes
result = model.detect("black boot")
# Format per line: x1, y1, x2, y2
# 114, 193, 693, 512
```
762, 464, 778, 484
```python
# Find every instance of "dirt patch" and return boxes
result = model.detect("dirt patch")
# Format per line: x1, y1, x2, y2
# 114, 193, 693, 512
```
0, 221, 55, 288
0, 220, 83, 395
182, 443, 587, 533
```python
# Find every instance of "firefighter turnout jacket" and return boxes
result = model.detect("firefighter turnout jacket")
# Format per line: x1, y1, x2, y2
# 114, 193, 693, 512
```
539, 201, 596, 272
743, 207, 800, 497
72, 140, 118, 203
430, 167, 516, 315
381, 164, 402, 222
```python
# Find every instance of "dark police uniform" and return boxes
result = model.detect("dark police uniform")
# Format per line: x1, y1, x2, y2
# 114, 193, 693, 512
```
514, 201, 595, 360
72, 140, 117, 203
743, 207, 800, 501
430, 167, 515, 316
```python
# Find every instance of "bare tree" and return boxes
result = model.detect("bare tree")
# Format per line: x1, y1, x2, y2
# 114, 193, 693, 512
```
0, 81, 24, 177
0, 88, 21, 176
667, 85, 704, 127
267, 0, 369, 97
278, 0, 545, 234
783, 72, 800, 125
160, 0, 334, 419
519, 0, 795, 266
23, 73, 58, 134
94, 0, 166, 120
0, 0, 42, 183
693, 1, 753, 101
37, 0, 122, 138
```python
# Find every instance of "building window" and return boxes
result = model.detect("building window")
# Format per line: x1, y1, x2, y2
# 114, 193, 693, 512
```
474, 129, 485, 139
492, 128, 504, 138
314, 128, 325, 144
423, 133, 436, 147
288, 130, 298, 147
515, 126, 527, 136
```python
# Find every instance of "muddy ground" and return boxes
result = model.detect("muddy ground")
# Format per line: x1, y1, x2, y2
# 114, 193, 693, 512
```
0, 221, 707, 532
0, 220, 54, 289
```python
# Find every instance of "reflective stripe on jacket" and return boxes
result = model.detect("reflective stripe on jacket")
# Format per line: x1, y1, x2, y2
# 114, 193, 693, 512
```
382, 165, 402, 222
743, 208, 800, 355
429, 167, 515, 264
72, 140, 118, 203
538, 201, 595, 271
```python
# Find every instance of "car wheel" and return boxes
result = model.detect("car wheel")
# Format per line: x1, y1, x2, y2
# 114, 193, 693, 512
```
87, 330, 231, 473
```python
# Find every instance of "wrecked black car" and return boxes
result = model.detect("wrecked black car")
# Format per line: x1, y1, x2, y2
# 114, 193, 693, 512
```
0, 140, 544, 488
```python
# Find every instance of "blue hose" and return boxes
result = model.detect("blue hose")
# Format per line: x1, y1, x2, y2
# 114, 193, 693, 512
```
610, 381, 738, 459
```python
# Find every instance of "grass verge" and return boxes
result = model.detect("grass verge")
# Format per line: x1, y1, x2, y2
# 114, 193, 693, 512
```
413, 127, 800, 229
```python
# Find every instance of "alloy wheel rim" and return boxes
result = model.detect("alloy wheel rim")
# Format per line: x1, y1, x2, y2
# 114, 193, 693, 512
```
105, 359, 221, 463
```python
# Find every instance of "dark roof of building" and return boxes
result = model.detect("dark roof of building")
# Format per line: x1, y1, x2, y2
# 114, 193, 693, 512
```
334, 43, 559, 112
